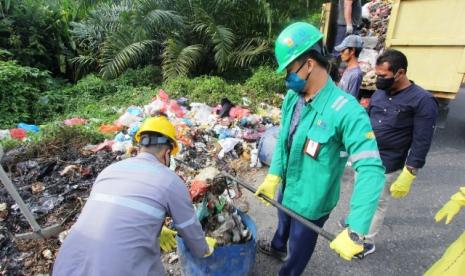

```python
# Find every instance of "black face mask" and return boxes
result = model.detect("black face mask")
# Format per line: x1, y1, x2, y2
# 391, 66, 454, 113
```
375, 76, 395, 91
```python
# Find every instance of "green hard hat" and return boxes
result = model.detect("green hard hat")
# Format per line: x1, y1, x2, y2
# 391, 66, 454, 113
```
275, 22, 323, 73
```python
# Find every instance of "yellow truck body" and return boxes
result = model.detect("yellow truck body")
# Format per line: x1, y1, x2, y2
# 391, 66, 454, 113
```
322, 0, 465, 100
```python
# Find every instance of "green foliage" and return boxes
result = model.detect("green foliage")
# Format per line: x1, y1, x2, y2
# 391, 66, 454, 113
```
164, 66, 284, 108
244, 66, 285, 106
0, 0, 78, 77
0, 61, 60, 128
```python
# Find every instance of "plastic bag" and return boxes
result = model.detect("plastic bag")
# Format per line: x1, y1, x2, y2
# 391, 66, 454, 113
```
258, 126, 280, 166
112, 141, 132, 153
127, 106, 143, 117
17, 123, 39, 133
218, 138, 241, 159
10, 128, 27, 140
189, 180, 209, 201
91, 140, 114, 152
169, 100, 185, 118
144, 99, 167, 116
99, 124, 122, 134
189, 103, 215, 126
0, 130, 11, 140
117, 112, 141, 127
64, 117, 87, 126
229, 107, 250, 119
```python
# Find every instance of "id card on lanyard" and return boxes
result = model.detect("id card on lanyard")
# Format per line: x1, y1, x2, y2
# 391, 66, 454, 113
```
304, 138, 321, 159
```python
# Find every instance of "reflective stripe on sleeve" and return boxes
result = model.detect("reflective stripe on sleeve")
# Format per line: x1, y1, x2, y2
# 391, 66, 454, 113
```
349, 151, 380, 163
90, 192, 165, 219
175, 214, 197, 229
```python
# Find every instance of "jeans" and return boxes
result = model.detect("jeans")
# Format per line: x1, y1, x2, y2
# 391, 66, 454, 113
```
271, 192, 330, 276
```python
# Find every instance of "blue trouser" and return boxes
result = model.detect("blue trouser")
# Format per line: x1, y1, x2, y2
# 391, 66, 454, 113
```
271, 192, 330, 276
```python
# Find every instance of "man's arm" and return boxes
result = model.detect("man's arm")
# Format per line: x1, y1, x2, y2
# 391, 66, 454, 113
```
167, 177, 209, 257
405, 96, 438, 169
344, 0, 354, 33
340, 103, 386, 234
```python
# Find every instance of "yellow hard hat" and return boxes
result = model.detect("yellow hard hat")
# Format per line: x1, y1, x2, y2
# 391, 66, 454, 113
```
135, 116, 179, 155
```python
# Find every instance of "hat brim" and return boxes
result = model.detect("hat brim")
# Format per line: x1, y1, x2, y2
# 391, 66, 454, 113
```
334, 44, 346, 52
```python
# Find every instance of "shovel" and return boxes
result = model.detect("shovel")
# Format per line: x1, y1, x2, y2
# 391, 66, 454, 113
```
0, 146, 62, 239
221, 172, 365, 260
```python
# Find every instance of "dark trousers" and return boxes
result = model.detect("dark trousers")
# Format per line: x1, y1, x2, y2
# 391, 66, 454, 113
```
271, 192, 330, 276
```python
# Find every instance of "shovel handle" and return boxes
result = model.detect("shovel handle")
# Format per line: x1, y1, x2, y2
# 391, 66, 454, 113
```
0, 148, 42, 233
221, 172, 336, 241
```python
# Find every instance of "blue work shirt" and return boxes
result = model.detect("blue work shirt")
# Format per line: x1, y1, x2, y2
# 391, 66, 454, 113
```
368, 83, 438, 173
338, 66, 363, 99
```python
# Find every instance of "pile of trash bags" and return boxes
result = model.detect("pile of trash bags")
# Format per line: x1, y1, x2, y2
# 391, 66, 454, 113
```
358, 0, 393, 91
0, 88, 281, 275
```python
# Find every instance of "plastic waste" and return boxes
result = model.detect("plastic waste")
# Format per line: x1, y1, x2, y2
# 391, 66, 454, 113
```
114, 132, 132, 142
258, 126, 280, 166
112, 141, 132, 153
169, 100, 185, 118
99, 124, 122, 134
190, 180, 209, 201
195, 199, 210, 221
218, 138, 241, 159
116, 112, 141, 127
30, 194, 64, 215
90, 140, 115, 152
0, 130, 11, 140
128, 122, 141, 137
229, 107, 250, 119
250, 148, 262, 168
219, 98, 234, 118
17, 123, 39, 133
63, 118, 87, 126
9, 128, 27, 140
195, 167, 221, 182
189, 103, 215, 126
177, 97, 189, 107
127, 106, 144, 117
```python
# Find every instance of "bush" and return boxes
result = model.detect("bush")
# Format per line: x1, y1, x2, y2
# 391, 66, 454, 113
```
244, 66, 285, 106
115, 66, 162, 87
0, 61, 60, 128
163, 66, 285, 108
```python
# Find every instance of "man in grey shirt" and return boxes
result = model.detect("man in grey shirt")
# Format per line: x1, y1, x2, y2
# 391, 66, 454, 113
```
335, 35, 364, 99
333, 0, 362, 57
53, 116, 215, 276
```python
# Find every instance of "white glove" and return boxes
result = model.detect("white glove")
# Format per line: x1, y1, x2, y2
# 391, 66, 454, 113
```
346, 25, 354, 35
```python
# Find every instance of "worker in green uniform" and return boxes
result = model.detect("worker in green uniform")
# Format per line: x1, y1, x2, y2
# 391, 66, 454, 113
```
254, 22, 386, 276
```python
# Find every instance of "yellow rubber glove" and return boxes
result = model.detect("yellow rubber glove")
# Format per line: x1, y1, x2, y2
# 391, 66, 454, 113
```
204, 237, 217, 257
434, 187, 465, 225
159, 226, 177, 252
390, 167, 416, 199
254, 174, 281, 206
329, 229, 364, 261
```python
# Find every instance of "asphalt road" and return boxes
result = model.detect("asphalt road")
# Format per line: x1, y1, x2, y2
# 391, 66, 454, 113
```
245, 89, 465, 275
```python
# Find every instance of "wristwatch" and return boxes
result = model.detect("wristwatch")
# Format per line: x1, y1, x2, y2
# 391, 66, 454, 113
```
348, 230, 365, 245
406, 166, 418, 175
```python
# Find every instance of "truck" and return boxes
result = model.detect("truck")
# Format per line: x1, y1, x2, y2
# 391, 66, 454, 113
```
320, 0, 465, 126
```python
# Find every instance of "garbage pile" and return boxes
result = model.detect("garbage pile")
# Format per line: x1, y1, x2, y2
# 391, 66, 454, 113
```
358, 0, 393, 90
0, 88, 281, 274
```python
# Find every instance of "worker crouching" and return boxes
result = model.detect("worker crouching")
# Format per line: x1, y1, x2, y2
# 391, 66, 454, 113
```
53, 116, 216, 276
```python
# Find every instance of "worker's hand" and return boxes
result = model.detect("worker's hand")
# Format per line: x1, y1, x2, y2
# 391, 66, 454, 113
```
254, 174, 281, 206
204, 237, 217, 257
330, 229, 364, 261
434, 187, 465, 224
390, 167, 416, 199
345, 24, 354, 35
159, 226, 177, 252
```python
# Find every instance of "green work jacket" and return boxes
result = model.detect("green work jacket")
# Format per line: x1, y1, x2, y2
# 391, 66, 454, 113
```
269, 78, 385, 234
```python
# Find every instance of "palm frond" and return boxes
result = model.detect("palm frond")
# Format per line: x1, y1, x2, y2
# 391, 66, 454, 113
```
162, 38, 203, 80
99, 29, 158, 79
69, 54, 98, 79
231, 38, 270, 68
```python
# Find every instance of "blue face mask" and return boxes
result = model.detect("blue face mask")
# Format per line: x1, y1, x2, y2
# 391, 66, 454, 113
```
285, 61, 311, 94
